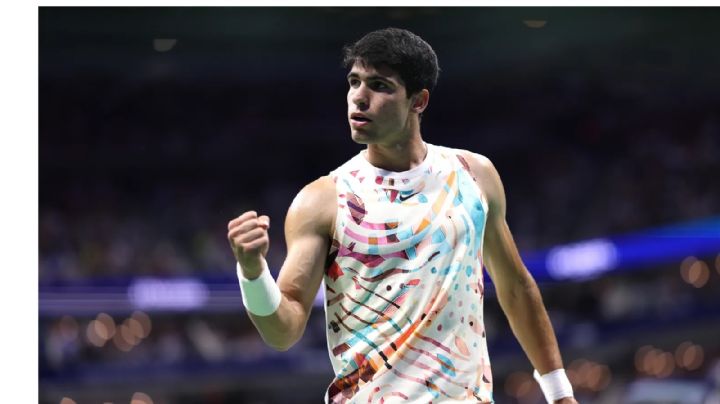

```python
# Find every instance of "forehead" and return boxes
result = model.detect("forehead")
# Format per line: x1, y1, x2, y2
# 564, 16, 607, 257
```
348, 61, 404, 85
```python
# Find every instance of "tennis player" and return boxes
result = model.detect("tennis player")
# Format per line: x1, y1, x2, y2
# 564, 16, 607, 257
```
228, 28, 577, 404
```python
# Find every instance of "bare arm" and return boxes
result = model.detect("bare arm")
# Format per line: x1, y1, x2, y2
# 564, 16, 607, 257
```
227, 176, 336, 351
464, 153, 576, 403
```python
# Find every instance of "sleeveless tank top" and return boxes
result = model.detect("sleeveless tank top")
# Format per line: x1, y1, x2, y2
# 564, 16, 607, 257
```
323, 143, 493, 403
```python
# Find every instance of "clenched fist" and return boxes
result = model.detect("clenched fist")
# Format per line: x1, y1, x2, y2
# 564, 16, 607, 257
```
227, 211, 270, 279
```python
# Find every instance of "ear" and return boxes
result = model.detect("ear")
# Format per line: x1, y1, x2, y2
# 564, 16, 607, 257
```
410, 89, 430, 114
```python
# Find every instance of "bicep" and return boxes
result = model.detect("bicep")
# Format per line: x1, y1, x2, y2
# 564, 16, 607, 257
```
483, 214, 531, 292
468, 153, 530, 290
276, 231, 328, 316
275, 176, 335, 319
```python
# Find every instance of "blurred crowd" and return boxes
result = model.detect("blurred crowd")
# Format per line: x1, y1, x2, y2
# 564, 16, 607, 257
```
40, 260, 720, 403
39, 70, 720, 283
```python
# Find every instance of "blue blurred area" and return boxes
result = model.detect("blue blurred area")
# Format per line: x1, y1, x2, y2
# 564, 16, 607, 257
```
39, 7, 720, 404
521, 216, 720, 282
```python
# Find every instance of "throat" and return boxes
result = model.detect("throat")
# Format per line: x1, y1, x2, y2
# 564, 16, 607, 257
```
365, 141, 428, 172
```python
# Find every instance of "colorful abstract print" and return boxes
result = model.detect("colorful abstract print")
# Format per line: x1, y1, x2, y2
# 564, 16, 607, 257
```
324, 144, 493, 403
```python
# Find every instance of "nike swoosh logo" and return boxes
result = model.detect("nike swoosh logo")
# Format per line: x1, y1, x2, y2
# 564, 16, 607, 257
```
398, 192, 420, 202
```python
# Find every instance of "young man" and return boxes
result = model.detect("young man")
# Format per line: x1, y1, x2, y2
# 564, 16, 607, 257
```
228, 28, 577, 404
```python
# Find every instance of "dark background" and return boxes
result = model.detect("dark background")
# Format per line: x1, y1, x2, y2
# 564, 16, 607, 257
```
39, 7, 720, 404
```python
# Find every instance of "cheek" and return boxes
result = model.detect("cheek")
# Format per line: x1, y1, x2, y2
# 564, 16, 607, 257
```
391, 102, 410, 122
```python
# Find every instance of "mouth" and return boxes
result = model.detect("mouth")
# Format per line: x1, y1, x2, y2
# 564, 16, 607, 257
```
350, 114, 372, 128
350, 113, 372, 122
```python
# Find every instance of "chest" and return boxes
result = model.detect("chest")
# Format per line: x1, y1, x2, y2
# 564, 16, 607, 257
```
336, 168, 486, 256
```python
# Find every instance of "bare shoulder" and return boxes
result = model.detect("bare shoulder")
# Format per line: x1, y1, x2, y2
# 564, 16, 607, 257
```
457, 150, 501, 188
457, 150, 505, 215
286, 175, 337, 237
456, 150, 495, 177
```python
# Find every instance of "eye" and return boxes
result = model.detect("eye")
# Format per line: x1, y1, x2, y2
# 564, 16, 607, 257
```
348, 78, 360, 87
372, 81, 388, 90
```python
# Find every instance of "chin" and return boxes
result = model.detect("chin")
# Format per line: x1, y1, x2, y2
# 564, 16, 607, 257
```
350, 130, 372, 145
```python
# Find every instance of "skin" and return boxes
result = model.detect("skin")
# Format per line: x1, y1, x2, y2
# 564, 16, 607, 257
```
227, 61, 578, 403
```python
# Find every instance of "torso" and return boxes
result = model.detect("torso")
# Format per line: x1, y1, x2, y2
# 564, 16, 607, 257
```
323, 143, 494, 404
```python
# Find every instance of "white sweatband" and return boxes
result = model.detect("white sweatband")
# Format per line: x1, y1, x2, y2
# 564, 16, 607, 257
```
533, 369, 573, 403
237, 259, 281, 316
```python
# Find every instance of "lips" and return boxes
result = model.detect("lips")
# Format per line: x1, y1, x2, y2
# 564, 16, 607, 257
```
350, 113, 372, 122
350, 113, 372, 128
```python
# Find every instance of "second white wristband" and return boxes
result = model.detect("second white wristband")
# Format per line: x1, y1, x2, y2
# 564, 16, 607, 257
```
533, 368, 574, 403
237, 259, 282, 316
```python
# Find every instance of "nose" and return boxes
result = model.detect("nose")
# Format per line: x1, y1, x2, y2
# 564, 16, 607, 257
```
350, 83, 369, 110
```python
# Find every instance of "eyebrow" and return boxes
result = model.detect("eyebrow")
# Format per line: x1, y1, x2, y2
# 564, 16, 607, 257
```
346, 72, 394, 84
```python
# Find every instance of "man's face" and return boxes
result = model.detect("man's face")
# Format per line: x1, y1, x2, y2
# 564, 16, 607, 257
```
346, 62, 415, 145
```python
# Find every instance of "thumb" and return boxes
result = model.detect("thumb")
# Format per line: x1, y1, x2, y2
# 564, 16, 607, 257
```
258, 215, 270, 229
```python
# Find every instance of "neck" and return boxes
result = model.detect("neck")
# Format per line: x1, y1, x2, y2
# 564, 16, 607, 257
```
365, 133, 427, 172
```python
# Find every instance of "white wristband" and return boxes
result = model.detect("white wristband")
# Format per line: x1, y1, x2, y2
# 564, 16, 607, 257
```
533, 368, 573, 403
237, 259, 281, 316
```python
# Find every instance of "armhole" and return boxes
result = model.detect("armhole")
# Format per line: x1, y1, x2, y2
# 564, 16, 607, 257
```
458, 150, 490, 216
326, 173, 341, 261
473, 154, 490, 216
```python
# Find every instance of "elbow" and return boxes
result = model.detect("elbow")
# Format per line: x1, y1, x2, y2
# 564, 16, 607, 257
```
498, 274, 542, 307
260, 326, 303, 352
265, 336, 299, 352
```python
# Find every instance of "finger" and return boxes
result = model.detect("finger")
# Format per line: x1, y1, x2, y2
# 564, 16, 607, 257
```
228, 221, 259, 243
227, 211, 257, 230
229, 218, 262, 234
241, 237, 269, 252
233, 227, 267, 245
258, 215, 270, 230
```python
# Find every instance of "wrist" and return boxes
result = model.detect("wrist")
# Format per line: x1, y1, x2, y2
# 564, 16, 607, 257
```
533, 368, 574, 403
237, 258, 281, 316
237, 260, 263, 280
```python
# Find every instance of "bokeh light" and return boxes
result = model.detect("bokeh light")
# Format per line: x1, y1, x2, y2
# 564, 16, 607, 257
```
569, 359, 589, 388
58, 316, 79, 340
59, 398, 77, 404
112, 325, 134, 352
637, 348, 676, 378
645, 349, 663, 376
86, 320, 106, 347
635, 345, 654, 374
505, 371, 535, 399
120, 320, 139, 346
594, 364, 612, 391
95, 313, 116, 339
125, 317, 145, 341
656, 352, 675, 378
675, 341, 693, 367
681, 257, 710, 288
131, 391, 154, 404
523, 20, 547, 28
568, 358, 612, 391
680, 256, 697, 274
676, 342, 705, 371
680, 256, 696, 284
131, 311, 152, 338
690, 261, 710, 288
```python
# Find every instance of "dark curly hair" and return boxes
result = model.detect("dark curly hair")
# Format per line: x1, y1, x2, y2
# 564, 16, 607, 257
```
342, 27, 440, 98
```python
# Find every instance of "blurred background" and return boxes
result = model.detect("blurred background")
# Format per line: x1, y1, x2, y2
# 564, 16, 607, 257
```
39, 7, 720, 404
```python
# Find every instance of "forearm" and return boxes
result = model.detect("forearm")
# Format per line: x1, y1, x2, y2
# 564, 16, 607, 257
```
228, 178, 337, 352
237, 258, 311, 351
248, 293, 309, 351
497, 274, 563, 374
